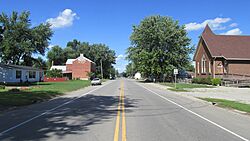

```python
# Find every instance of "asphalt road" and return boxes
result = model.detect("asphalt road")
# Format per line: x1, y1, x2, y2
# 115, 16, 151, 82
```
0, 79, 250, 141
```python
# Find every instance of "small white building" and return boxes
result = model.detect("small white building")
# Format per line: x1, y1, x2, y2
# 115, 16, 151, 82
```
134, 72, 142, 80
0, 63, 44, 84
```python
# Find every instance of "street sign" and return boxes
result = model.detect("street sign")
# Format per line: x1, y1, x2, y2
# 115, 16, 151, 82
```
174, 69, 178, 75
173, 69, 178, 89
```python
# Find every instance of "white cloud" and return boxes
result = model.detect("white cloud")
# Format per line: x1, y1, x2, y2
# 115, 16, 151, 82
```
221, 28, 242, 35
48, 44, 54, 49
116, 54, 125, 61
185, 17, 231, 31
230, 23, 238, 27
46, 9, 78, 28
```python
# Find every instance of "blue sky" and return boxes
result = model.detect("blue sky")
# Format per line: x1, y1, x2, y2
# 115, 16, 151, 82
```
1, 0, 250, 72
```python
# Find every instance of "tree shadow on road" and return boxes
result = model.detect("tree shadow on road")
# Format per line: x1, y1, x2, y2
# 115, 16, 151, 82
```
0, 94, 139, 141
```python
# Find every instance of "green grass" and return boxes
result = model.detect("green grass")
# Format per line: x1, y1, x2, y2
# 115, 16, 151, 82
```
161, 83, 214, 92
0, 80, 90, 107
200, 98, 250, 113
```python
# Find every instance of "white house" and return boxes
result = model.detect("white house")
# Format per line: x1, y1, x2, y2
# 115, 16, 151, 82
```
0, 63, 44, 83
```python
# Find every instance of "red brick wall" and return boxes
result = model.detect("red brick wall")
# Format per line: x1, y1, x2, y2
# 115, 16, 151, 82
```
228, 63, 250, 76
66, 64, 72, 71
72, 60, 91, 79
195, 39, 212, 78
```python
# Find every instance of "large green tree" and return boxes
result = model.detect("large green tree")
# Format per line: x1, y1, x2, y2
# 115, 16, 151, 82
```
47, 45, 66, 66
0, 11, 53, 66
127, 15, 194, 80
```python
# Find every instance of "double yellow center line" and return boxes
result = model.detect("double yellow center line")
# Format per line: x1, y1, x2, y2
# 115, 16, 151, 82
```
114, 80, 127, 141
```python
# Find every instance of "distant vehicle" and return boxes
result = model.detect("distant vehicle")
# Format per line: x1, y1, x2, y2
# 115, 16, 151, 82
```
177, 70, 192, 79
110, 76, 116, 80
91, 78, 102, 85
134, 72, 142, 80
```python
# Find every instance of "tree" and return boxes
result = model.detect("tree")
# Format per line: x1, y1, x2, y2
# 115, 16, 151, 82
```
0, 11, 53, 65
127, 15, 194, 81
33, 57, 47, 69
46, 39, 117, 78
125, 63, 136, 77
65, 40, 116, 78
47, 45, 66, 67
46, 69, 63, 78
0, 25, 4, 42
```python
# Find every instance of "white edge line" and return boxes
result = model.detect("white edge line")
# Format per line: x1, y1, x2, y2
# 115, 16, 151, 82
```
137, 83, 249, 141
0, 80, 114, 136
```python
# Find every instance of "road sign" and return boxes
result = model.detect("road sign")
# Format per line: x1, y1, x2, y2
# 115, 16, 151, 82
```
174, 69, 178, 75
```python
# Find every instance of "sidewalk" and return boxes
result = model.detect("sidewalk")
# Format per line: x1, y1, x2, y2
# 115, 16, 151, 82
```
149, 83, 250, 104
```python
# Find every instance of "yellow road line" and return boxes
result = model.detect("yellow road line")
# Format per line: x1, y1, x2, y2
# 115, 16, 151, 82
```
113, 80, 127, 141
113, 81, 122, 141
121, 81, 127, 141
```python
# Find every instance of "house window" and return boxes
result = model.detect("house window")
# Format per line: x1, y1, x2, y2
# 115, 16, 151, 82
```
16, 70, 22, 79
201, 55, 206, 73
29, 71, 36, 79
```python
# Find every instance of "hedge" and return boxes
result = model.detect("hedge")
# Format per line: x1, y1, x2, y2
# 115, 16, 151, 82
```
192, 77, 221, 86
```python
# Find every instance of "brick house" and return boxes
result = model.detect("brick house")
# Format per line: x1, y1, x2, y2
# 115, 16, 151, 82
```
51, 54, 96, 80
193, 25, 250, 79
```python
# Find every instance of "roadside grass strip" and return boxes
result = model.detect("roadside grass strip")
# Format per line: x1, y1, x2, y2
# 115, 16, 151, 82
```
161, 83, 213, 92
200, 98, 250, 113
0, 80, 90, 106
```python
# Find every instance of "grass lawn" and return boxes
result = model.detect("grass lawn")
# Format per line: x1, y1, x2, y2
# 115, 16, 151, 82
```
0, 80, 90, 107
161, 83, 214, 92
200, 98, 250, 113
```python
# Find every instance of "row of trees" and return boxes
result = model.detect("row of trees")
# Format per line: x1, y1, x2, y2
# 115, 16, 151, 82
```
47, 39, 117, 78
0, 11, 117, 79
126, 15, 194, 81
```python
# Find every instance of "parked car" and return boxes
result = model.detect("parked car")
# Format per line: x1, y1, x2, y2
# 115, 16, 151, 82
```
177, 70, 192, 79
110, 76, 116, 80
91, 78, 102, 85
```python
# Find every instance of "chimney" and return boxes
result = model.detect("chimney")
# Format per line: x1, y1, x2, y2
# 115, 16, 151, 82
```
80, 54, 84, 57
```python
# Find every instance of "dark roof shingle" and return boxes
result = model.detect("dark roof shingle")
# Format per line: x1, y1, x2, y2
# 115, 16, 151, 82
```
202, 25, 250, 59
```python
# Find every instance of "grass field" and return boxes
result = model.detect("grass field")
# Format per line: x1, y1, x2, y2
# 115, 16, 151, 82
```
0, 80, 90, 106
200, 98, 250, 113
161, 83, 213, 92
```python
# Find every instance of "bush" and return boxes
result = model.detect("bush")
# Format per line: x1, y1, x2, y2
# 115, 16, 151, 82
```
212, 78, 221, 86
192, 77, 212, 85
0, 85, 5, 89
46, 69, 63, 78
9, 88, 20, 92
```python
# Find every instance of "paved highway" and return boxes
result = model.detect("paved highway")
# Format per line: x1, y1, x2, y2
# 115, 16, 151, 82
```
0, 79, 250, 141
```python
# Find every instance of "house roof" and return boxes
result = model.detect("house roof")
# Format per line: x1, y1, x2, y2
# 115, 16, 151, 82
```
76, 54, 94, 63
0, 63, 42, 71
66, 59, 76, 64
50, 65, 66, 71
66, 54, 95, 64
199, 25, 250, 60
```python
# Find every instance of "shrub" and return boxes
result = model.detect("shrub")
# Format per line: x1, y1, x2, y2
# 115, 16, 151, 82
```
9, 88, 20, 92
212, 78, 221, 86
0, 85, 5, 89
192, 77, 212, 85
46, 69, 63, 78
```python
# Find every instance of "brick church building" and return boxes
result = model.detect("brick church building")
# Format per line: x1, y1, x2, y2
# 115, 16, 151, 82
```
193, 25, 250, 79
